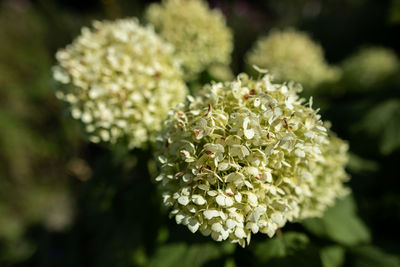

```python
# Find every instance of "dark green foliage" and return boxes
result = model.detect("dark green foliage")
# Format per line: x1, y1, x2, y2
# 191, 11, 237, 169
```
320, 246, 345, 267
253, 232, 310, 262
348, 246, 400, 267
302, 196, 370, 246
253, 232, 322, 267
149, 243, 222, 267
356, 100, 400, 155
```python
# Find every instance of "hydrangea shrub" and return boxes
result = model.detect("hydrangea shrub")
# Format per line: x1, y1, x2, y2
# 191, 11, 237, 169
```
246, 29, 340, 90
156, 72, 349, 246
145, 0, 233, 79
53, 18, 187, 149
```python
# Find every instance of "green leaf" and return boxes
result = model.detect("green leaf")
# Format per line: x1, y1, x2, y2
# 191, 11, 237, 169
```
347, 153, 379, 173
358, 100, 400, 155
131, 247, 148, 267
350, 246, 400, 267
149, 243, 186, 267
254, 243, 321, 267
282, 232, 310, 254
224, 258, 237, 267
254, 232, 309, 262
149, 243, 223, 267
302, 195, 370, 246
320, 245, 345, 267
254, 235, 286, 262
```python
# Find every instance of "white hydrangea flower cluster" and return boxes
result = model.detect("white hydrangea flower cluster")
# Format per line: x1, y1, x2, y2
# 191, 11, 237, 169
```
156, 72, 349, 246
53, 18, 187, 149
246, 29, 340, 90
145, 0, 233, 79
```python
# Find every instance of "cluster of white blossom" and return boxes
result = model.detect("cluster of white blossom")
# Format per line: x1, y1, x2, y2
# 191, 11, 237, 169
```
145, 0, 233, 79
52, 8, 350, 247
156, 72, 349, 246
53, 18, 187, 149
246, 29, 340, 90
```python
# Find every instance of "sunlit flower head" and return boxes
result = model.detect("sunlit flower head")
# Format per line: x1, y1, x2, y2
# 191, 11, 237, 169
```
145, 0, 233, 79
246, 29, 340, 90
156, 71, 348, 246
53, 18, 187, 149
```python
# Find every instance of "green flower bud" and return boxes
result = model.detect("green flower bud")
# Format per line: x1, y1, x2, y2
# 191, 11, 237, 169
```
341, 46, 399, 90
156, 71, 349, 246
246, 29, 340, 90
53, 18, 187, 149
145, 0, 233, 79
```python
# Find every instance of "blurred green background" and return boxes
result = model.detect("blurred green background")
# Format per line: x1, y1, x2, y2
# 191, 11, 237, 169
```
0, 0, 399, 266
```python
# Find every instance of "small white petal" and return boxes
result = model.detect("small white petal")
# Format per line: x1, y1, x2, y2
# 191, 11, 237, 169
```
207, 190, 218, 197
234, 193, 242, 202
204, 209, 220, 219
198, 184, 210, 190
175, 213, 185, 224
271, 213, 285, 226
244, 180, 254, 189
218, 162, 230, 171
178, 196, 189, 206
182, 174, 191, 182
211, 222, 223, 233
155, 174, 164, 182
265, 172, 273, 183
294, 149, 305, 158
225, 197, 234, 207
216, 195, 226, 206
226, 219, 236, 229
187, 219, 200, 233
221, 229, 229, 240
192, 195, 206, 205
247, 193, 258, 206
234, 227, 246, 239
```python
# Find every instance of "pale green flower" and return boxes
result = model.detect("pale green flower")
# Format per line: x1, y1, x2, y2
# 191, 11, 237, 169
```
246, 29, 340, 90
145, 0, 233, 79
341, 46, 399, 90
156, 71, 349, 246
53, 18, 187, 149
300, 131, 350, 218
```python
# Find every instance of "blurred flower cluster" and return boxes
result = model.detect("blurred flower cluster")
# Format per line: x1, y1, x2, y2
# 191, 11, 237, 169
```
145, 0, 233, 79
246, 29, 341, 91
53, 18, 187, 149
340, 47, 399, 90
